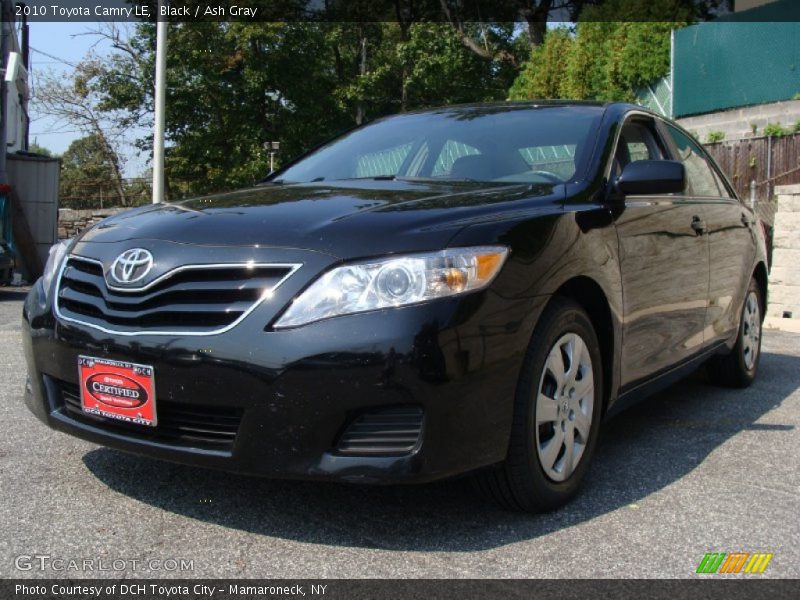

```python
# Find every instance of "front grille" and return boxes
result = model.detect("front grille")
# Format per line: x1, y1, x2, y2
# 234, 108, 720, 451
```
56, 257, 295, 334
56, 379, 242, 451
336, 406, 424, 456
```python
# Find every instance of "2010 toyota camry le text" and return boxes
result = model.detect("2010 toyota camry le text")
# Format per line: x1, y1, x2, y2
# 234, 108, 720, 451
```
22, 102, 768, 512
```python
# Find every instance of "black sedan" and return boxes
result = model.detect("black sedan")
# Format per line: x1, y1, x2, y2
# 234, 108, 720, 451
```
22, 102, 768, 512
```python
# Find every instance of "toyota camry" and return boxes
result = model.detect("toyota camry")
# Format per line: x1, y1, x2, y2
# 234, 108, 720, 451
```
22, 102, 768, 512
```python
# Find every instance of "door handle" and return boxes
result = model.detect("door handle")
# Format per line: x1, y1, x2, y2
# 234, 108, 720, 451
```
691, 216, 707, 234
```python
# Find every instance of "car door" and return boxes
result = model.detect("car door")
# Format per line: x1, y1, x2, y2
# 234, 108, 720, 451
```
612, 115, 711, 388
661, 124, 756, 346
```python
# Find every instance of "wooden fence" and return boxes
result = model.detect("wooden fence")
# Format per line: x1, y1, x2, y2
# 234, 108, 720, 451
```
704, 133, 800, 204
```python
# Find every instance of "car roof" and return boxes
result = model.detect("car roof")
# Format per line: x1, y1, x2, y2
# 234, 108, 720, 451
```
393, 100, 658, 120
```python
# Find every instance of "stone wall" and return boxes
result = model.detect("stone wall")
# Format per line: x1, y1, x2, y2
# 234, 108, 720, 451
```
57, 208, 126, 240
677, 99, 800, 143
766, 184, 800, 332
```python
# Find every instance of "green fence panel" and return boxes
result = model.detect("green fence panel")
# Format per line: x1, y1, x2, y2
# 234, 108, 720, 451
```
634, 75, 673, 117
673, 21, 800, 118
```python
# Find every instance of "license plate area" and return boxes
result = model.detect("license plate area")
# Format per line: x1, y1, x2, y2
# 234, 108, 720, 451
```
78, 356, 157, 427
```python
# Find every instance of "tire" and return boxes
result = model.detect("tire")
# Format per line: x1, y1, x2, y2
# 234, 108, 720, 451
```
706, 278, 763, 388
474, 297, 603, 512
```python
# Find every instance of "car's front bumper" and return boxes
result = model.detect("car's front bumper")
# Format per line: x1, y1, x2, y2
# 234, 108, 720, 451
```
22, 280, 546, 484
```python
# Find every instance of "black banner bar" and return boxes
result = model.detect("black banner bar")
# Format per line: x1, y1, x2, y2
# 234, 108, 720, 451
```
6, 0, 800, 23
2, 579, 799, 600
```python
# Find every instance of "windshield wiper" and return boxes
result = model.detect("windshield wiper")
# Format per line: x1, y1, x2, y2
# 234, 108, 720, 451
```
333, 175, 397, 182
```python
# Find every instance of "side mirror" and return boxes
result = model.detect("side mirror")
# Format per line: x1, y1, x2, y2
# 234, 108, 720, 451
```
616, 160, 685, 196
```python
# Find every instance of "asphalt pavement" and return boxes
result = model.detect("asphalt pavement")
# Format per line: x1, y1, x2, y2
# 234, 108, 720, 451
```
0, 286, 798, 579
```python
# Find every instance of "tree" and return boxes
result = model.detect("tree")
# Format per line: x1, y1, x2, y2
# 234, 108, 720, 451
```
59, 134, 127, 209
508, 27, 574, 100
509, 0, 691, 102
91, 22, 350, 193
88, 21, 518, 196
28, 143, 53, 157
438, 0, 595, 55
34, 57, 129, 205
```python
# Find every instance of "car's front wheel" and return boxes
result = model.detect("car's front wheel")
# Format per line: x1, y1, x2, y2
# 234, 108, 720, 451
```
475, 298, 603, 512
706, 277, 763, 388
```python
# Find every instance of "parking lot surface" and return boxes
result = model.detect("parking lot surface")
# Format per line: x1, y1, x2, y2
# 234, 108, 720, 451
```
1, 287, 798, 578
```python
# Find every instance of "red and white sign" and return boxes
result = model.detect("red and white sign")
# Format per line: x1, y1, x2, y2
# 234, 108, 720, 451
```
78, 356, 157, 426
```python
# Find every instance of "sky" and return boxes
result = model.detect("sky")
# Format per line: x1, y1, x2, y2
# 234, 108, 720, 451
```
27, 21, 148, 177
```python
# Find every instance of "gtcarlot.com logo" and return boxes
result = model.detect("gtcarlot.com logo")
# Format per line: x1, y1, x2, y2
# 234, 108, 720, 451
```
14, 554, 194, 572
696, 552, 773, 574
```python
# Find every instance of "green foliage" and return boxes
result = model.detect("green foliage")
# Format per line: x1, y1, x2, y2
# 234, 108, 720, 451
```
793, 120, 800, 133
763, 122, 791, 137
40, 2, 733, 204
28, 144, 53, 157
706, 131, 725, 143
400, 23, 519, 107
508, 28, 574, 100
509, 0, 689, 102
94, 22, 521, 196
59, 134, 124, 209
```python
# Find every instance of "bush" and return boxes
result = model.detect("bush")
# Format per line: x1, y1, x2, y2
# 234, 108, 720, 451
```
706, 131, 725, 143
763, 122, 791, 137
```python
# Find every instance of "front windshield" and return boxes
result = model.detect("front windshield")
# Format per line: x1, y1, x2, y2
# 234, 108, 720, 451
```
275, 105, 604, 185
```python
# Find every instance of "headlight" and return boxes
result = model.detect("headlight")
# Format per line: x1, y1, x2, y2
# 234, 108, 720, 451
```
274, 246, 508, 329
41, 239, 72, 296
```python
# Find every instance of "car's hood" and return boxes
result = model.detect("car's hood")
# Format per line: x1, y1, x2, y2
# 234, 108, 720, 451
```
79, 180, 562, 259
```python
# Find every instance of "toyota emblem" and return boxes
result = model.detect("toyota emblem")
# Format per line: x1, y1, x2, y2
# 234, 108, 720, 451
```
111, 248, 154, 284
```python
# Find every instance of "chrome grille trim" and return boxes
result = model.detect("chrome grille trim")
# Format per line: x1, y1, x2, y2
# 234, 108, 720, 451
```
54, 254, 301, 337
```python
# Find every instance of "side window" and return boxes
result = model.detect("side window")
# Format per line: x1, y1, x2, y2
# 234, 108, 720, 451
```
664, 125, 722, 198
431, 140, 480, 176
613, 120, 665, 178
710, 161, 736, 199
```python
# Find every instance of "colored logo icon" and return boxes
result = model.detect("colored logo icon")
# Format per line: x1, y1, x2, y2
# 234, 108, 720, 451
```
696, 552, 773, 574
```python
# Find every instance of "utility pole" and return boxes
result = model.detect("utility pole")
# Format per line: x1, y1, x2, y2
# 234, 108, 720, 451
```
20, 5, 28, 150
152, 2, 168, 203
